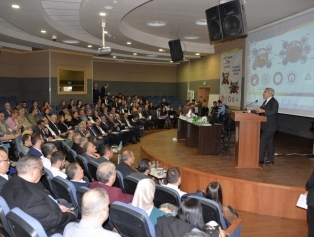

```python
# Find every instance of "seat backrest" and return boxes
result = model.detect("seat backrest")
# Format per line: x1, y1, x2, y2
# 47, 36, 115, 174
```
87, 161, 99, 181
76, 187, 90, 207
76, 155, 93, 182
112, 170, 125, 193
154, 185, 181, 208
68, 149, 77, 163
0, 196, 13, 237
189, 195, 226, 230
40, 168, 58, 198
123, 176, 141, 195
110, 201, 155, 237
7, 207, 48, 237
51, 176, 78, 204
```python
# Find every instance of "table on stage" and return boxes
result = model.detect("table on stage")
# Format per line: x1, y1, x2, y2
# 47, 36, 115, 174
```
177, 118, 222, 155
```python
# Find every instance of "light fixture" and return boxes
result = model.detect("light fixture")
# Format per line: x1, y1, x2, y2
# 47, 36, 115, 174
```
12, 4, 20, 9
184, 35, 200, 40
195, 53, 200, 56
104, 6, 113, 9
146, 21, 167, 27
159, 49, 164, 52
104, 31, 108, 34
99, 12, 107, 16
113, 56, 116, 58
170, 61, 173, 63
146, 54, 158, 57
195, 19, 207, 26
41, 30, 46, 33
133, 53, 137, 55
62, 40, 80, 44
127, 42, 131, 45
88, 45, 92, 48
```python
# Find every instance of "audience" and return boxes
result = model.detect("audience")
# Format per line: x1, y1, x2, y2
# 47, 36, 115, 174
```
28, 132, 44, 157
89, 162, 133, 204
5, 108, 22, 132
64, 188, 121, 237
21, 133, 32, 154
72, 133, 83, 154
98, 144, 114, 162
0, 149, 10, 192
66, 162, 89, 190
27, 107, 39, 126
132, 179, 170, 226
41, 142, 56, 169
116, 150, 135, 178
82, 141, 106, 164
164, 167, 187, 197
1, 155, 76, 235
128, 158, 151, 180
50, 151, 67, 179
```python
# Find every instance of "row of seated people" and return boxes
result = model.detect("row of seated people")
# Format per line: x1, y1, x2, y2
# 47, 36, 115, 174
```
1, 144, 238, 237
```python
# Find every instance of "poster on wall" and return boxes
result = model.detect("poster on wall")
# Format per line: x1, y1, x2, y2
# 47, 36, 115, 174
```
220, 48, 243, 109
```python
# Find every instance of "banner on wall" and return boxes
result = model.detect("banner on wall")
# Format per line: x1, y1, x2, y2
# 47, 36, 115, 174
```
220, 48, 243, 109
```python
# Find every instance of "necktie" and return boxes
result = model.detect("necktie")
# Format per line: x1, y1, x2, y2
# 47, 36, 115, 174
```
262, 100, 267, 107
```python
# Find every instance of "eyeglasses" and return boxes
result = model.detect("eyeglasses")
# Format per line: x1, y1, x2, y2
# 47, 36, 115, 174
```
0, 159, 10, 163
34, 167, 45, 175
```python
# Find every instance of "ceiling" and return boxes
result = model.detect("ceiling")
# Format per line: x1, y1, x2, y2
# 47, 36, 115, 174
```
0, 0, 313, 64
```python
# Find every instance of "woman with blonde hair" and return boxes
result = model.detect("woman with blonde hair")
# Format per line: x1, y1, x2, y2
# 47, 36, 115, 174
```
131, 179, 170, 226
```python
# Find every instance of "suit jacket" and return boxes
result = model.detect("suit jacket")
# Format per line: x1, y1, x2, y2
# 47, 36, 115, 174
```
57, 122, 69, 133
32, 126, 46, 139
49, 121, 61, 136
260, 97, 279, 132
142, 110, 151, 119
3, 109, 10, 119
82, 153, 108, 165
306, 171, 314, 206
100, 86, 107, 98
1, 175, 76, 235
116, 161, 135, 179
28, 147, 43, 157
0, 175, 9, 192
89, 181, 133, 204
72, 143, 84, 155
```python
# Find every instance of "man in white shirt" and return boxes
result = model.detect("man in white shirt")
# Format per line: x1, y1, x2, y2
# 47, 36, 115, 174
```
0, 148, 10, 192
65, 162, 89, 190
64, 188, 121, 237
50, 151, 67, 179
41, 143, 57, 169
164, 167, 187, 197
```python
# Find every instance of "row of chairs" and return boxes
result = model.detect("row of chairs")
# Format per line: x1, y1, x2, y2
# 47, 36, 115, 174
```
0, 196, 64, 237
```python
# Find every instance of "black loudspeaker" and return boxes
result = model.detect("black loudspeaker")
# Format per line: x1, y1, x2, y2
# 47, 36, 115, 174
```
168, 39, 184, 62
205, 0, 247, 44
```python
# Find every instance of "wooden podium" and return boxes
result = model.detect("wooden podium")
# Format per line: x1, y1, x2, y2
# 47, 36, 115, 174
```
231, 111, 267, 168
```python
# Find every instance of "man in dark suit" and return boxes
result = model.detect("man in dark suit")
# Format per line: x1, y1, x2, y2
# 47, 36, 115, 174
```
116, 150, 136, 179
66, 162, 89, 190
82, 141, 108, 164
255, 87, 279, 165
89, 162, 133, 204
0, 149, 10, 192
1, 155, 76, 235
49, 114, 66, 137
100, 83, 109, 99
28, 132, 44, 157
93, 83, 100, 104
3, 102, 11, 119
72, 132, 84, 155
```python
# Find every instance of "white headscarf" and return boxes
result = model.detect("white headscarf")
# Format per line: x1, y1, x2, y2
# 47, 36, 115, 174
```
131, 178, 155, 216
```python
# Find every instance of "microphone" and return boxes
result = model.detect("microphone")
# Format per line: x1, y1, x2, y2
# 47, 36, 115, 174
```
243, 100, 258, 110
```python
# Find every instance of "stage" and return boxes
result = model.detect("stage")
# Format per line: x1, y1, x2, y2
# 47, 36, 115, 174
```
140, 129, 314, 220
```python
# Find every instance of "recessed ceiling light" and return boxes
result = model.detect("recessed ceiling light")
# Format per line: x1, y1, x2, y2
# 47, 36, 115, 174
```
113, 56, 116, 58
133, 53, 137, 55
41, 30, 46, 33
12, 4, 20, 9
195, 53, 200, 56
62, 40, 80, 44
184, 35, 200, 40
104, 6, 113, 9
195, 19, 207, 26
170, 61, 173, 63
126, 42, 131, 45
88, 45, 92, 48
104, 31, 108, 34
146, 21, 167, 27
99, 12, 107, 16
159, 49, 164, 52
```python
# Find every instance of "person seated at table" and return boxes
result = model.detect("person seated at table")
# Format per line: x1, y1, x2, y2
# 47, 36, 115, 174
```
132, 179, 171, 226
205, 182, 238, 227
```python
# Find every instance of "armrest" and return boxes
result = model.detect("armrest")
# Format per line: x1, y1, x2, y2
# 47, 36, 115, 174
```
226, 218, 242, 237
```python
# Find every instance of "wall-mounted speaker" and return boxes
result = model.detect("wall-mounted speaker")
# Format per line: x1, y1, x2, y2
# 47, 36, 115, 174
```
205, 0, 247, 44
168, 39, 184, 62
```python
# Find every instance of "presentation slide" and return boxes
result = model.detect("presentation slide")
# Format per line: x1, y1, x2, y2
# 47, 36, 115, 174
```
245, 9, 314, 117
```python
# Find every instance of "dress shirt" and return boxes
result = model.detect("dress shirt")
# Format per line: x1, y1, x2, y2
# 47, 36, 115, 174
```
50, 167, 67, 179
0, 174, 9, 180
164, 183, 187, 197
41, 157, 51, 169
5, 118, 20, 131
64, 219, 121, 237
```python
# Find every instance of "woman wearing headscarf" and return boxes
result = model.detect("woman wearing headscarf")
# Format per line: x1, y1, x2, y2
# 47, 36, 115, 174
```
131, 179, 170, 226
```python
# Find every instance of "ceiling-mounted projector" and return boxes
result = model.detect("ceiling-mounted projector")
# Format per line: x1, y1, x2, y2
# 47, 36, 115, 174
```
97, 22, 111, 56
